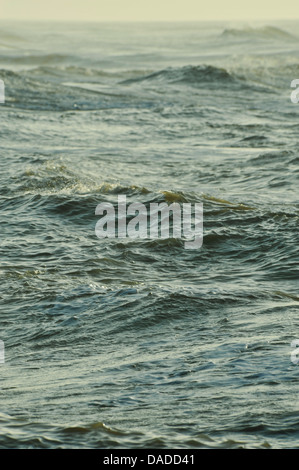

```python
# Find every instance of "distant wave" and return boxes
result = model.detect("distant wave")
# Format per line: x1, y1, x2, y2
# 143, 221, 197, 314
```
28, 65, 121, 79
0, 68, 122, 111
0, 28, 24, 43
0, 53, 71, 66
221, 25, 296, 41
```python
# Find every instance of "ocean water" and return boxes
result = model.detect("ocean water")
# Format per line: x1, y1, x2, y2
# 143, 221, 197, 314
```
0, 20, 299, 449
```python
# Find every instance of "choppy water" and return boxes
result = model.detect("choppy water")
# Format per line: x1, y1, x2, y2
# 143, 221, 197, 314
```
0, 20, 299, 449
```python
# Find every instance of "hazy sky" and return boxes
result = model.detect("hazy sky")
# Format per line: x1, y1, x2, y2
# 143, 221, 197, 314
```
1, 0, 298, 22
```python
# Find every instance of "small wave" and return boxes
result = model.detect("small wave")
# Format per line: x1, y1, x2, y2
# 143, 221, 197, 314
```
0, 68, 120, 111
62, 421, 124, 436
97, 182, 151, 195
28, 65, 119, 79
1, 53, 71, 66
160, 190, 189, 203
221, 25, 296, 41
16, 163, 152, 198
0, 29, 24, 43
248, 150, 294, 166
0, 414, 133, 448
202, 195, 255, 211
274, 291, 299, 302
121, 65, 237, 87
237, 135, 269, 147
13, 164, 259, 214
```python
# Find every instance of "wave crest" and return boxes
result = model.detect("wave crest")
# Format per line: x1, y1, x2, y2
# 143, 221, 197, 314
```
121, 65, 236, 87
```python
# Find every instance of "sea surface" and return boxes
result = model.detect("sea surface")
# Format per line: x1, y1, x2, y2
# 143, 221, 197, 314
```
0, 20, 299, 449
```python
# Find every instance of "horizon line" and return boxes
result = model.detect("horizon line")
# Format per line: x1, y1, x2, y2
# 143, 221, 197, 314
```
0, 17, 299, 23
